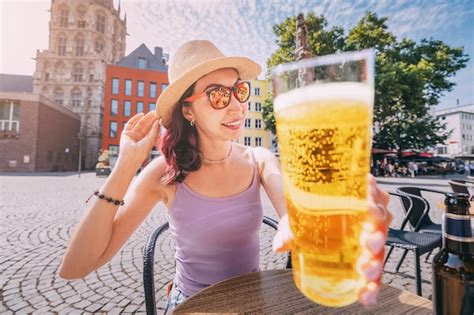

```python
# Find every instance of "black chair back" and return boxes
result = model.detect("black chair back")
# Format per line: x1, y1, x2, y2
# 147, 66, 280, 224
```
448, 180, 471, 195
396, 187, 433, 230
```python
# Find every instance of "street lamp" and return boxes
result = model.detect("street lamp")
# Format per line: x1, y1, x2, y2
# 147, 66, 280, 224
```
78, 132, 85, 177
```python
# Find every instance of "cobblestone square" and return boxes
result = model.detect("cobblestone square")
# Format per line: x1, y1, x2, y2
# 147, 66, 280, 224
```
1, 172, 454, 313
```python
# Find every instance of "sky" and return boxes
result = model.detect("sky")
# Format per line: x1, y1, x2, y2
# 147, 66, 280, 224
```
0, 0, 473, 109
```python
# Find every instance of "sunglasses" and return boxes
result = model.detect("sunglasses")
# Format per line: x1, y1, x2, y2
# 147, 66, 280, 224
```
184, 80, 251, 109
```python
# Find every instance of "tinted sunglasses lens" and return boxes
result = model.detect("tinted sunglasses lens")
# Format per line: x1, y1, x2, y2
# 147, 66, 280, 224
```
234, 82, 250, 103
209, 87, 231, 109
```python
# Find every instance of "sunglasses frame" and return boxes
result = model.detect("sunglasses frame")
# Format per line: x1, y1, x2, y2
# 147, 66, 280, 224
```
184, 80, 251, 109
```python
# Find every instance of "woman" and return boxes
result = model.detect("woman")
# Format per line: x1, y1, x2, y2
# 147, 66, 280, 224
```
59, 40, 391, 312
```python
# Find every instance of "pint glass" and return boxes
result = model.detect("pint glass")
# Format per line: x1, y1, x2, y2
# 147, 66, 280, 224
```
272, 50, 374, 307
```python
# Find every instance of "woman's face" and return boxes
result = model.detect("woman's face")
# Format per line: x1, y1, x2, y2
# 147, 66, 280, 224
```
183, 68, 248, 141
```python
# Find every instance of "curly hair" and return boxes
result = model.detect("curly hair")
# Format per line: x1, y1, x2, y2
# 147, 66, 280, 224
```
160, 83, 202, 185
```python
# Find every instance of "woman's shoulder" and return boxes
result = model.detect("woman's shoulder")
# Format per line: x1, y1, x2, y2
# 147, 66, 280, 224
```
136, 155, 174, 192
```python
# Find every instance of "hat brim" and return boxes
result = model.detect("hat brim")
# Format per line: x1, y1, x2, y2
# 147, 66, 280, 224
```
156, 56, 261, 129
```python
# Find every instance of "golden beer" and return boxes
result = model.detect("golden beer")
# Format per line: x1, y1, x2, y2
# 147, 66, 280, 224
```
274, 82, 373, 306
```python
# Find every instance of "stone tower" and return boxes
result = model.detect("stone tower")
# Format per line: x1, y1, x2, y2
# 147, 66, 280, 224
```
33, 0, 126, 169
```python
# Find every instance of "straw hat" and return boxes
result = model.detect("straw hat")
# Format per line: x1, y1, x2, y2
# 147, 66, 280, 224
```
156, 40, 261, 128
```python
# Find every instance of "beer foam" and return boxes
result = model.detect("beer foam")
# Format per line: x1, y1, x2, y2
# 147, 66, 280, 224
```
274, 82, 373, 113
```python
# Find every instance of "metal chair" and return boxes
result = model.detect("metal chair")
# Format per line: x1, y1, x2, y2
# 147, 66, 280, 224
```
448, 180, 474, 200
396, 186, 444, 234
143, 216, 291, 315
384, 192, 442, 296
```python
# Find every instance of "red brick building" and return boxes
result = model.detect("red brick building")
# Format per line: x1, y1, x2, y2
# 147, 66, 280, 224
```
0, 74, 81, 172
103, 44, 168, 157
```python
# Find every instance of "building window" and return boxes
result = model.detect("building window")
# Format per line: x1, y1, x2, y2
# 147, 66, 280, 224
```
54, 88, 64, 106
255, 119, 262, 129
59, 8, 69, 27
150, 82, 156, 98
137, 101, 144, 113
138, 57, 147, 69
254, 87, 260, 96
124, 101, 131, 116
125, 79, 132, 96
255, 102, 262, 112
149, 103, 156, 111
94, 38, 104, 53
0, 100, 20, 133
162, 83, 168, 91
75, 36, 84, 56
248, 102, 251, 111
73, 63, 83, 82
72, 89, 83, 107
112, 78, 119, 94
245, 118, 251, 128
96, 13, 105, 33
47, 151, 53, 162
58, 36, 67, 56
244, 137, 251, 146
137, 81, 144, 97
89, 74, 94, 82
45, 73, 50, 81
109, 121, 117, 138
255, 137, 262, 147
111, 99, 118, 115
108, 145, 119, 156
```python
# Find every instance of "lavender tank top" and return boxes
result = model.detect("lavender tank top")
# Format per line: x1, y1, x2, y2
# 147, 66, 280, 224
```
166, 149, 263, 297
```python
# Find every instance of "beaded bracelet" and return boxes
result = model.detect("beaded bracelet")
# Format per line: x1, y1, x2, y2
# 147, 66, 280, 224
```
86, 190, 125, 206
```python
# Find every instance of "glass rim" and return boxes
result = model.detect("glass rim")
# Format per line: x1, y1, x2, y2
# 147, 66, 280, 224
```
271, 49, 374, 76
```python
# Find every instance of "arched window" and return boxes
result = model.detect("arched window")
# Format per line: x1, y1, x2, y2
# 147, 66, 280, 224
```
72, 88, 83, 107
75, 35, 85, 56
43, 61, 50, 81
54, 61, 66, 79
96, 12, 106, 33
94, 38, 105, 53
86, 88, 93, 107
72, 62, 83, 82
54, 87, 64, 106
77, 5, 87, 28
88, 62, 95, 82
57, 34, 67, 56
59, 5, 69, 27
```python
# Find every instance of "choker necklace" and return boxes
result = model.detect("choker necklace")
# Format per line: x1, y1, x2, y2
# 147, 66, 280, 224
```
202, 143, 233, 164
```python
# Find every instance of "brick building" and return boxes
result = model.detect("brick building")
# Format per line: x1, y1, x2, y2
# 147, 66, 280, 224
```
0, 74, 81, 172
103, 44, 168, 158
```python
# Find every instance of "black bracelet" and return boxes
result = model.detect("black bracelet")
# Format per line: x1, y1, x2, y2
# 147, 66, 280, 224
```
86, 190, 125, 206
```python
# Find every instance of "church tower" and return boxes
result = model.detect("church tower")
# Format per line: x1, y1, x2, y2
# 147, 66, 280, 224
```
33, 0, 126, 169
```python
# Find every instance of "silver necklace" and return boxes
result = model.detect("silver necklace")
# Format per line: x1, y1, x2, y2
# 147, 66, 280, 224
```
202, 143, 233, 164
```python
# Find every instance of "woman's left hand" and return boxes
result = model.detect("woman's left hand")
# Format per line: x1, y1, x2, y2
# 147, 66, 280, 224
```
272, 174, 392, 306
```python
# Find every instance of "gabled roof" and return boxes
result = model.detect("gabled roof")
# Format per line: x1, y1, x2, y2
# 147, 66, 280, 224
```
116, 43, 167, 72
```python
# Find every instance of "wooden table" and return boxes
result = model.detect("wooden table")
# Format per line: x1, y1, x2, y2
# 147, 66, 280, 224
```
174, 270, 433, 314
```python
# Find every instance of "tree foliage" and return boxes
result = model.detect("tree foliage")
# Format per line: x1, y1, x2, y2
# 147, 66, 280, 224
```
263, 11, 468, 156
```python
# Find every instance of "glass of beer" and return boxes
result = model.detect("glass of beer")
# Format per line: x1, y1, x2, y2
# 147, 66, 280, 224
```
272, 50, 374, 307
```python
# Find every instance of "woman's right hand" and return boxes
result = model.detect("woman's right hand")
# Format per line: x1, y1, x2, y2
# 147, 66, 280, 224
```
119, 111, 162, 166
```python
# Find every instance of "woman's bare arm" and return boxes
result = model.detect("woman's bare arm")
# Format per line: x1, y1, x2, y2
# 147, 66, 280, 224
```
59, 156, 168, 279
255, 147, 287, 219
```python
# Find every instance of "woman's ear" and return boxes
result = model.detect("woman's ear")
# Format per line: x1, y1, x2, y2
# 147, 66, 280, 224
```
181, 105, 193, 122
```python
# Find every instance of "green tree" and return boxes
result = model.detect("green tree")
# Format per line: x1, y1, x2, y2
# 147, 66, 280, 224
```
263, 12, 468, 157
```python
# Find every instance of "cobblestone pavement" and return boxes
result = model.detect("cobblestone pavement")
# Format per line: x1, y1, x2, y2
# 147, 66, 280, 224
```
1, 172, 459, 313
